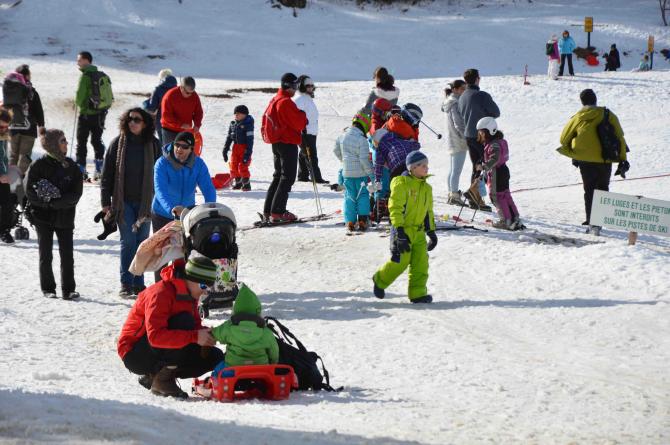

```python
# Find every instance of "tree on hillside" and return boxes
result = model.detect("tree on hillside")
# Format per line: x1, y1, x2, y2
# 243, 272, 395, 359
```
661, 0, 669, 25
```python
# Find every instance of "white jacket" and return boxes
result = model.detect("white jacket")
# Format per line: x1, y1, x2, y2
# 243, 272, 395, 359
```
294, 93, 318, 135
441, 94, 468, 154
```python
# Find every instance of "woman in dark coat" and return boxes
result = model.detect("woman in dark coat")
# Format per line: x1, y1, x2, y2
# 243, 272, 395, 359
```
25, 129, 83, 299
100, 108, 160, 298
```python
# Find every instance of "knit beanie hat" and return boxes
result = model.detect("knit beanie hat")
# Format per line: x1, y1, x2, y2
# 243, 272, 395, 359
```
184, 256, 218, 286
174, 131, 195, 146
406, 150, 428, 170
234, 105, 249, 115
40, 129, 67, 164
352, 112, 371, 134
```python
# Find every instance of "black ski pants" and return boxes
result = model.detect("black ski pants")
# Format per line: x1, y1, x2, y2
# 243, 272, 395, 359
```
559, 54, 574, 76
466, 137, 485, 182
298, 133, 324, 181
35, 224, 75, 295
122, 312, 224, 378
0, 183, 12, 233
578, 161, 612, 224
264, 143, 298, 215
76, 112, 107, 168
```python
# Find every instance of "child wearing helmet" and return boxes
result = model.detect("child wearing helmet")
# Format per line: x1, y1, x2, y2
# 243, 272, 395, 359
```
333, 113, 373, 232
475, 117, 523, 230
372, 150, 436, 304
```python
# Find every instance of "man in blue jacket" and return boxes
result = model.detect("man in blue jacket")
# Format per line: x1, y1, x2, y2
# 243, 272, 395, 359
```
151, 131, 216, 280
558, 30, 576, 76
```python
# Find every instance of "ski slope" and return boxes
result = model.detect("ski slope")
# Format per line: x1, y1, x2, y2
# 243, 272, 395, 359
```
1, 1, 669, 444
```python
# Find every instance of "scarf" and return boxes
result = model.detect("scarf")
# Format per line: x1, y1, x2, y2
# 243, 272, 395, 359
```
111, 132, 155, 232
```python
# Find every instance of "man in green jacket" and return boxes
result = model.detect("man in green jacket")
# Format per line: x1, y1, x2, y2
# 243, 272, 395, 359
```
75, 51, 111, 180
373, 151, 437, 304
558, 89, 628, 227
211, 284, 279, 366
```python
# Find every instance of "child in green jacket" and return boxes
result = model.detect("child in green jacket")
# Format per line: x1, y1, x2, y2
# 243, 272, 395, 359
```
211, 284, 279, 367
372, 151, 437, 303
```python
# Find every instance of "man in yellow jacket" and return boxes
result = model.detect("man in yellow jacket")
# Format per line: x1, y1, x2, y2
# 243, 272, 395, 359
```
558, 89, 627, 226
373, 151, 437, 304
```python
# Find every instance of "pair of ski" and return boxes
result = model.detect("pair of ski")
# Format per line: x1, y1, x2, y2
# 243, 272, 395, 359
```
240, 210, 341, 231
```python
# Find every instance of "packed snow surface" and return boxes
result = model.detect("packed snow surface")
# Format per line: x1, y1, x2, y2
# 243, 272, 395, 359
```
0, 0, 669, 444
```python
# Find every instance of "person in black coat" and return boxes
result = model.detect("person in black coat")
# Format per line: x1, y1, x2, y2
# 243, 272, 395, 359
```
9, 64, 45, 175
604, 44, 621, 71
25, 129, 83, 300
100, 108, 160, 298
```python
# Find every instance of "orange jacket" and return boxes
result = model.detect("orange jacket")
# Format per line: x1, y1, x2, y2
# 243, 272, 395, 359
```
384, 114, 419, 140
160, 86, 204, 132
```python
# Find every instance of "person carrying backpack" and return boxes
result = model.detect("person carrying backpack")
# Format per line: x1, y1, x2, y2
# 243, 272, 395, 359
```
546, 35, 560, 80
261, 73, 308, 223
604, 44, 621, 72
558, 89, 628, 231
74, 51, 114, 181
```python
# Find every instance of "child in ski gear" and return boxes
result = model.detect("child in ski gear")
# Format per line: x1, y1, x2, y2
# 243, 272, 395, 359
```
210, 284, 279, 367
370, 97, 393, 134
372, 151, 436, 304
442, 80, 468, 205
222, 105, 254, 191
160, 76, 203, 144
546, 35, 560, 80
361, 66, 400, 116
637, 54, 651, 72
75, 51, 112, 180
558, 30, 576, 76
475, 117, 522, 230
295, 75, 327, 184
143, 69, 177, 146
333, 113, 373, 231
118, 257, 223, 399
24, 129, 83, 297
374, 103, 422, 184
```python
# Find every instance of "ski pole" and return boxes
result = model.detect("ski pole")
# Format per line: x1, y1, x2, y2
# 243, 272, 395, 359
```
305, 146, 323, 216
70, 104, 78, 158
420, 121, 442, 139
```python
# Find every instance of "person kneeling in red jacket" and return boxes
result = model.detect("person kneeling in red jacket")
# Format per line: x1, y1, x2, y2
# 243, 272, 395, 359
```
117, 257, 223, 399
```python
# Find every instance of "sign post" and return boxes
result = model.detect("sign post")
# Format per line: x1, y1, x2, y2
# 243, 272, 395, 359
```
584, 16, 594, 48
648, 35, 655, 70
590, 190, 670, 245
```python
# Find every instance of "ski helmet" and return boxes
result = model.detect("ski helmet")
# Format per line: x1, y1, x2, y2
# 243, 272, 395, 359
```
475, 116, 498, 135
352, 112, 371, 134
400, 103, 423, 127
181, 203, 237, 260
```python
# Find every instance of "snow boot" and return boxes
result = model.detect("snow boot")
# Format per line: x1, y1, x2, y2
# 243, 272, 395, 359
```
346, 221, 356, 232
357, 216, 369, 232
63, 291, 80, 301
93, 159, 103, 181
42, 291, 57, 299
241, 178, 251, 191
119, 284, 134, 299
138, 374, 154, 390
271, 211, 298, 223
447, 191, 466, 206
410, 295, 433, 304
0, 230, 15, 244
373, 277, 385, 299
232, 178, 243, 190
151, 365, 188, 399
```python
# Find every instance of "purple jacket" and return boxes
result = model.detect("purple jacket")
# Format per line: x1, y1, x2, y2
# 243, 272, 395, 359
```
375, 132, 420, 181
483, 139, 509, 172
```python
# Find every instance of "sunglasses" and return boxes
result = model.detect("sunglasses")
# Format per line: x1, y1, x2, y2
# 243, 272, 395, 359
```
174, 142, 192, 150
128, 116, 144, 124
59, 138, 68, 144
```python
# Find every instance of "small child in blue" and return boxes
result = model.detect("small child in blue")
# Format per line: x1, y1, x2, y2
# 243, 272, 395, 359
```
333, 113, 373, 232
222, 105, 254, 191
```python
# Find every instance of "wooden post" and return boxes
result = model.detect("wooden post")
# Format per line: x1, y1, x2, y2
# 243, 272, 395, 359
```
628, 231, 638, 245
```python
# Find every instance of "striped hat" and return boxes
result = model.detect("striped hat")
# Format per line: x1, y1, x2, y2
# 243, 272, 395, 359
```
184, 257, 218, 286
352, 112, 371, 134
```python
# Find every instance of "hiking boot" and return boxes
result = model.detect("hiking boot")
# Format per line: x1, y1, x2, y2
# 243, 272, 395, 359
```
151, 366, 188, 399
138, 374, 154, 390
447, 191, 466, 206
271, 211, 298, 223
43, 291, 57, 299
411, 295, 433, 304
63, 291, 80, 301
0, 230, 15, 244
357, 217, 369, 232
373, 278, 385, 299
346, 221, 356, 232
119, 284, 134, 299
232, 178, 243, 190
241, 178, 251, 191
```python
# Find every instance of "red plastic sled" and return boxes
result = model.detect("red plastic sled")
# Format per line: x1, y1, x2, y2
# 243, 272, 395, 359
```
186, 129, 204, 156
211, 173, 232, 189
586, 55, 599, 66
192, 364, 298, 402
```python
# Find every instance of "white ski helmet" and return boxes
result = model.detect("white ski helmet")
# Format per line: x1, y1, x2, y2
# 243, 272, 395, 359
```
181, 203, 237, 238
476, 116, 498, 135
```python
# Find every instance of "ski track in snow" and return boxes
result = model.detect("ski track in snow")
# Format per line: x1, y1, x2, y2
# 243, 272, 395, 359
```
1, 0, 670, 444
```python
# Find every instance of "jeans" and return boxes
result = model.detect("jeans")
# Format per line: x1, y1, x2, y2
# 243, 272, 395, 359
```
76, 112, 107, 169
119, 201, 151, 287
448, 151, 467, 193
263, 143, 298, 215
343, 176, 370, 223
35, 224, 75, 295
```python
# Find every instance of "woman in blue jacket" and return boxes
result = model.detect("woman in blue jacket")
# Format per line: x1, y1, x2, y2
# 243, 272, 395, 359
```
151, 131, 216, 280
558, 30, 576, 76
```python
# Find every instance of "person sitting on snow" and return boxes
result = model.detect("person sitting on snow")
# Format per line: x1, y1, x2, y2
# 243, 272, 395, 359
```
637, 54, 651, 72
211, 284, 279, 368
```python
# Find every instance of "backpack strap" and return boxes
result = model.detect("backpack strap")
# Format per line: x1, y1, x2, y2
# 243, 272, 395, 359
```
265, 316, 308, 352
315, 355, 343, 392
231, 313, 265, 328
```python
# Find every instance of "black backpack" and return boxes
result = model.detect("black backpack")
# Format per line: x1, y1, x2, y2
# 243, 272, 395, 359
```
265, 316, 341, 392
596, 108, 621, 162
545, 42, 554, 56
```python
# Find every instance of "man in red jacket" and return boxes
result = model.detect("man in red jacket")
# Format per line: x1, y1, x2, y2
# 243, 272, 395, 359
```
117, 257, 223, 399
262, 73, 308, 223
160, 76, 203, 145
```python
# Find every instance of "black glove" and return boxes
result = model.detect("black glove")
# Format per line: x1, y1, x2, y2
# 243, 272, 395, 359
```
395, 227, 411, 254
93, 210, 118, 241
222, 149, 229, 163
427, 231, 438, 251
614, 160, 630, 178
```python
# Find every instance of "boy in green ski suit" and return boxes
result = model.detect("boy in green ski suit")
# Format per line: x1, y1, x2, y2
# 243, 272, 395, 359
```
211, 284, 279, 366
373, 151, 437, 303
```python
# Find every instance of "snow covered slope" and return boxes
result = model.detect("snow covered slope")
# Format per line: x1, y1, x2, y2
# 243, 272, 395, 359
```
1, 0, 669, 444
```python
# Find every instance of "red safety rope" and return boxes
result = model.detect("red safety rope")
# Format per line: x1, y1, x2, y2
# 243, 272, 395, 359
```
512, 172, 670, 194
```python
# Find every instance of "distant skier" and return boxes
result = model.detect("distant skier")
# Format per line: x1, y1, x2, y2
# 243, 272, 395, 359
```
546, 35, 560, 80
361, 66, 400, 116
372, 150, 436, 304
558, 30, 576, 76
222, 105, 254, 191
143, 68, 177, 146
